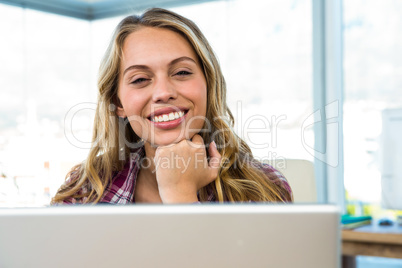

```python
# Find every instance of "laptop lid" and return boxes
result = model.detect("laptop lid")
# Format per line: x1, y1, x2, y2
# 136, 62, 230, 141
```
0, 204, 340, 268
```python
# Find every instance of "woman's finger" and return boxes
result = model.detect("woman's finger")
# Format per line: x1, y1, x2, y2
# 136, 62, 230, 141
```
208, 141, 221, 178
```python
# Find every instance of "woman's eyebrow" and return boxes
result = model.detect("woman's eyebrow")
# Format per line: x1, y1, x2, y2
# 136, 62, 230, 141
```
168, 56, 197, 67
123, 65, 150, 76
123, 56, 196, 76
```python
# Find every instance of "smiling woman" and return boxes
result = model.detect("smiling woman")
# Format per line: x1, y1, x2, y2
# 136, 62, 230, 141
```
51, 8, 293, 204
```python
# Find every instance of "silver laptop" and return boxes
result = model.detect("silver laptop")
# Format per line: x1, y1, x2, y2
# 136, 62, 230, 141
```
0, 204, 340, 268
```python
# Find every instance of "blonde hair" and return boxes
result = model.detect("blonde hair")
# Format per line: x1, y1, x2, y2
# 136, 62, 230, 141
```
52, 8, 292, 204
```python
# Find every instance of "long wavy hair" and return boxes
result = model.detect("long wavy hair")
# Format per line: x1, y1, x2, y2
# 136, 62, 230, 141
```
52, 8, 292, 204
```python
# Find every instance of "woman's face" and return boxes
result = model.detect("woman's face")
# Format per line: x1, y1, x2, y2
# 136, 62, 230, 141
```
117, 27, 207, 147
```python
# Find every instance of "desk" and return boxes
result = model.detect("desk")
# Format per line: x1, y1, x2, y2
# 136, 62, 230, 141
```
342, 223, 402, 268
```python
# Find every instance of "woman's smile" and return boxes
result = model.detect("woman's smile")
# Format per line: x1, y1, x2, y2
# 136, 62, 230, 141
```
148, 106, 189, 130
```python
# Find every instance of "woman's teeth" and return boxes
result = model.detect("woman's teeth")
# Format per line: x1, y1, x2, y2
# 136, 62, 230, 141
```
152, 111, 185, 122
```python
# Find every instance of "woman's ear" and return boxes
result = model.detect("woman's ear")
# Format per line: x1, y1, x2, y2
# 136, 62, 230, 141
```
114, 96, 127, 118
116, 106, 126, 118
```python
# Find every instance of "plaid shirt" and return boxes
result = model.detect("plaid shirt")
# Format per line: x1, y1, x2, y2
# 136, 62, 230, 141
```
63, 147, 292, 204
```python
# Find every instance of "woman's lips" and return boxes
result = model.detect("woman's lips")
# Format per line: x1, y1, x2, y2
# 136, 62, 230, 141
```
149, 111, 187, 130
147, 107, 188, 130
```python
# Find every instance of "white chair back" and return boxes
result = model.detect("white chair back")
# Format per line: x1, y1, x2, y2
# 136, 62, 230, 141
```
266, 159, 317, 203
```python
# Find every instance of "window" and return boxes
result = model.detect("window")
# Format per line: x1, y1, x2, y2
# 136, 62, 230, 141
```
173, 0, 313, 162
0, 5, 124, 206
343, 0, 402, 214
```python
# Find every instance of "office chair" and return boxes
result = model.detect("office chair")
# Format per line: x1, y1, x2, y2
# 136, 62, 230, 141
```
265, 159, 317, 203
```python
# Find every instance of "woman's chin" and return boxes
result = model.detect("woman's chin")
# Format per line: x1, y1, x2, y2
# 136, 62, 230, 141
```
145, 134, 195, 148
145, 138, 182, 148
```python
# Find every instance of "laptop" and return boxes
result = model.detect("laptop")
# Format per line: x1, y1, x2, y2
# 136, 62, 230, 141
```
0, 204, 340, 268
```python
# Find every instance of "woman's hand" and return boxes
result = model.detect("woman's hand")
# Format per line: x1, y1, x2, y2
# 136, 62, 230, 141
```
154, 134, 221, 203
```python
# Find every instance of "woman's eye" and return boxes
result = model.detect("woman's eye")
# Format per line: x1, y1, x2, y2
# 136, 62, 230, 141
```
131, 78, 148, 84
175, 70, 192, 76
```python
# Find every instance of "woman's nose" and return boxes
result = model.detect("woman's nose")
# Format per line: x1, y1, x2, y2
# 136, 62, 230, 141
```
151, 77, 178, 103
